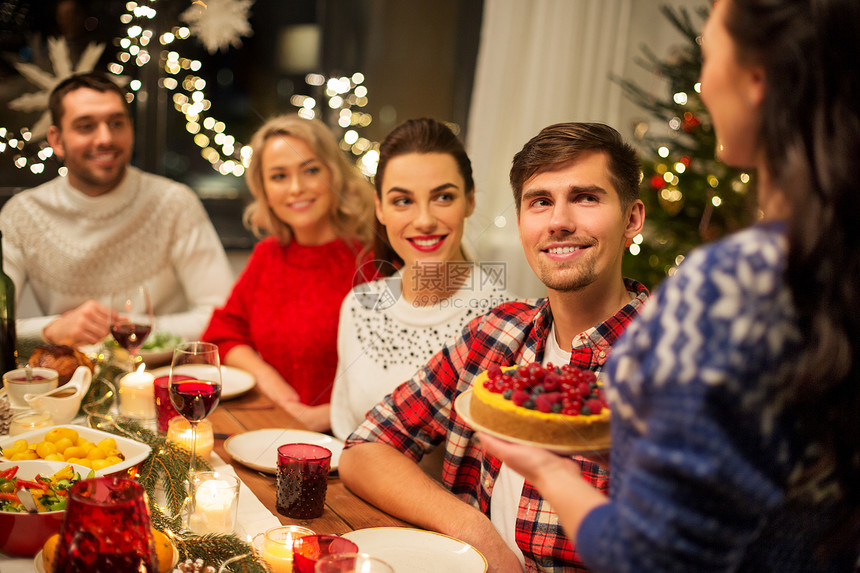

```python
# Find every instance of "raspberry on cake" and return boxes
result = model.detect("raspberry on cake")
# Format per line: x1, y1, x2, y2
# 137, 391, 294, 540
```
469, 362, 611, 451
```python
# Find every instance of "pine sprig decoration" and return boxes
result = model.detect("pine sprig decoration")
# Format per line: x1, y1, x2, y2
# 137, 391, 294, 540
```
175, 534, 269, 573
106, 417, 212, 518
101, 405, 268, 570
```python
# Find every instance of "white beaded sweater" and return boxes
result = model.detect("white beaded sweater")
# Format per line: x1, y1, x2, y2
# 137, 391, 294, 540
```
0, 166, 234, 341
330, 264, 515, 440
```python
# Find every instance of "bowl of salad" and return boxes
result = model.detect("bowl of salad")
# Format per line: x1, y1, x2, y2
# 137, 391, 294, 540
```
0, 460, 92, 556
138, 332, 183, 367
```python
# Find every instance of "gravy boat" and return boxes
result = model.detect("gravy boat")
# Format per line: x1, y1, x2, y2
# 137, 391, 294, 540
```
24, 366, 92, 424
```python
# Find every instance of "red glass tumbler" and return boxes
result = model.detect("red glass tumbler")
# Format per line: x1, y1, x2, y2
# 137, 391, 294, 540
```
154, 374, 192, 432
291, 535, 358, 573
276, 443, 331, 519
54, 477, 157, 573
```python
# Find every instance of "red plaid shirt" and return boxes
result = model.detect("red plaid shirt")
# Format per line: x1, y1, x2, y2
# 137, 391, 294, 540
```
346, 280, 649, 572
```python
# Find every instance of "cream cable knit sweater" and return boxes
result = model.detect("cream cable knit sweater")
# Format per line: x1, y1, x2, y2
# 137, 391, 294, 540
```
0, 166, 234, 342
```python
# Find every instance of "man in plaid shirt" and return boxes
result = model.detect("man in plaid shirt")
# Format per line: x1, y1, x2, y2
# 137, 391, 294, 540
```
339, 123, 649, 572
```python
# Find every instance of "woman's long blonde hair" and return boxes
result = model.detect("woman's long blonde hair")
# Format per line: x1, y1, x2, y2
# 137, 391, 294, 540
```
243, 115, 375, 246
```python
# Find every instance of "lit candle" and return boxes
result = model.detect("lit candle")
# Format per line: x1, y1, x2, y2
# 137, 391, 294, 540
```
166, 416, 214, 458
188, 476, 238, 534
257, 525, 315, 573
119, 364, 156, 419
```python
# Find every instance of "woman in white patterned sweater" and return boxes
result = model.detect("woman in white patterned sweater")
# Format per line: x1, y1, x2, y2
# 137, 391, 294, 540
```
330, 118, 513, 442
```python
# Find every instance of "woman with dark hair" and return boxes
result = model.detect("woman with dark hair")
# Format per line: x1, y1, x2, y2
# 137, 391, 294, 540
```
330, 118, 512, 441
203, 116, 375, 431
480, 0, 860, 570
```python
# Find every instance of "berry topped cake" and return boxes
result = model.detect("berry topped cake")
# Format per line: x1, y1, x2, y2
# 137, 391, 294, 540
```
469, 362, 611, 450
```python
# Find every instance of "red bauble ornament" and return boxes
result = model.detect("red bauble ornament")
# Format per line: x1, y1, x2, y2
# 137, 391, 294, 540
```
682, 114, 701, 133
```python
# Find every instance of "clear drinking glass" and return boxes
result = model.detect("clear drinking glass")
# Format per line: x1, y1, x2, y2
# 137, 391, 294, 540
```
167, 341, 222, 478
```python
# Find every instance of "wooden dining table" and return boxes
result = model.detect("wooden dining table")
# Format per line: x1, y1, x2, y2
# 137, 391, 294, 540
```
207, 386, 410, 535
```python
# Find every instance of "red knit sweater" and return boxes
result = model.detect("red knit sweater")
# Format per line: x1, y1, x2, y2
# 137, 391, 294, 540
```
203, 237, 370, 405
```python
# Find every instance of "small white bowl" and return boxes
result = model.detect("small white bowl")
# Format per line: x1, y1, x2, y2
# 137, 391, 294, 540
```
3, 367, 59, 408
24, 367, 92, 424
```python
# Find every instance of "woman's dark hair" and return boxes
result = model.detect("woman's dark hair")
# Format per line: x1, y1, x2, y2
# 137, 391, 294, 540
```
372, 118, 474, 277
726, 0, 860, 555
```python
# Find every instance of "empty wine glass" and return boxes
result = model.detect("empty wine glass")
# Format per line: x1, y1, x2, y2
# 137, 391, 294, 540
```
110, 286, 154, 371
168, 341, 222, 479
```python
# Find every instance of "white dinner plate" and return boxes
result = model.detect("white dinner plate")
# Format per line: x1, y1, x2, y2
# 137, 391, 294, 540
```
342, 527, 487, 572
224, 428, 344, 474
34, 549, 47, 573
454, 390, 611, 456
148, 365, 256, 400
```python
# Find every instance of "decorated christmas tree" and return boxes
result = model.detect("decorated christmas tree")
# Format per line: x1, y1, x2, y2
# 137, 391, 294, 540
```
618, 4, 758, 289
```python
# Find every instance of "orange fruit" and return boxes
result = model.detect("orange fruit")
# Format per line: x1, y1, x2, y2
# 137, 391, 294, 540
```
152, 528, 176, 573
42, 529, 174, 572
42, 533, 60, 572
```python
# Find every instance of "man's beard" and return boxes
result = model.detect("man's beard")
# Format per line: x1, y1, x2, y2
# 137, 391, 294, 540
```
537, 255, 598, 292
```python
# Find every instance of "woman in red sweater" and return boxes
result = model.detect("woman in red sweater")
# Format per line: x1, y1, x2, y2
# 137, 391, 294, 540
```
203, 116, 375, 431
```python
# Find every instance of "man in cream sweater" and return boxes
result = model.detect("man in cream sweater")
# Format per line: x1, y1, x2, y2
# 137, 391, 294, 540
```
0, 72, 233, 345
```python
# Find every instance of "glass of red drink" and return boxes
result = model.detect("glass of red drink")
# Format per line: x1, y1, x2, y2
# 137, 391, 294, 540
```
54, 477, 157, 572
291, 535, 358, 573
110, 286, 154, 371
276, 443, 331, 519
168, 341, 222, 478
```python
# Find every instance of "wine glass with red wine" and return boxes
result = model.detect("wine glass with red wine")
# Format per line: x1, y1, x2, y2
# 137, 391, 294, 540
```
168, 341, 222, 478
110, 286, 154, 371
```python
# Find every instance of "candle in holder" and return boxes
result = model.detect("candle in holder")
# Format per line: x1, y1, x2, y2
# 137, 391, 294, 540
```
187, 472, 239, 535
118, 364, 156, 419
167, 416, 214, 458
9, 410, 55, 436
254, 525, 315, 573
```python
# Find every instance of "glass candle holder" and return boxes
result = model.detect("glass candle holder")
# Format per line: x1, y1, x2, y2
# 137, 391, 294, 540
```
254, 525, 315, 573
167, 416, 214, 458
154, 374, 192, 432
186, 471, 239, 535
276, 443, 331, 519
54, 477, 156, 572
8, 410, 54, 436
292, 535, 358, 573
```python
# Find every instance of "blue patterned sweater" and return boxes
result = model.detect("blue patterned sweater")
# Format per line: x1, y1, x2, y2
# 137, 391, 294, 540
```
577, 222, 858, 572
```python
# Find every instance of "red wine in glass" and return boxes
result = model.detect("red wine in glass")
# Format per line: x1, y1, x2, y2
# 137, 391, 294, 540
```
168, 341, 221, 481
110, 286, 154, 371
110, 320, 152, 354
169, 380, 221, 421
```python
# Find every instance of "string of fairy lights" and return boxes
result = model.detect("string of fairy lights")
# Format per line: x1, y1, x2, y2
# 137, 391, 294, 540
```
631, 79, 751, 267
0, 0, 379, 178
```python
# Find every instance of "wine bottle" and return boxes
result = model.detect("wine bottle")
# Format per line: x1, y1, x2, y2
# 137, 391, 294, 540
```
0, 230, 17, 379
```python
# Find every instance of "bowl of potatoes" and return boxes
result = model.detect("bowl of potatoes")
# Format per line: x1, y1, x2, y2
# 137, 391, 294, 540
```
0, 425, 151, 478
